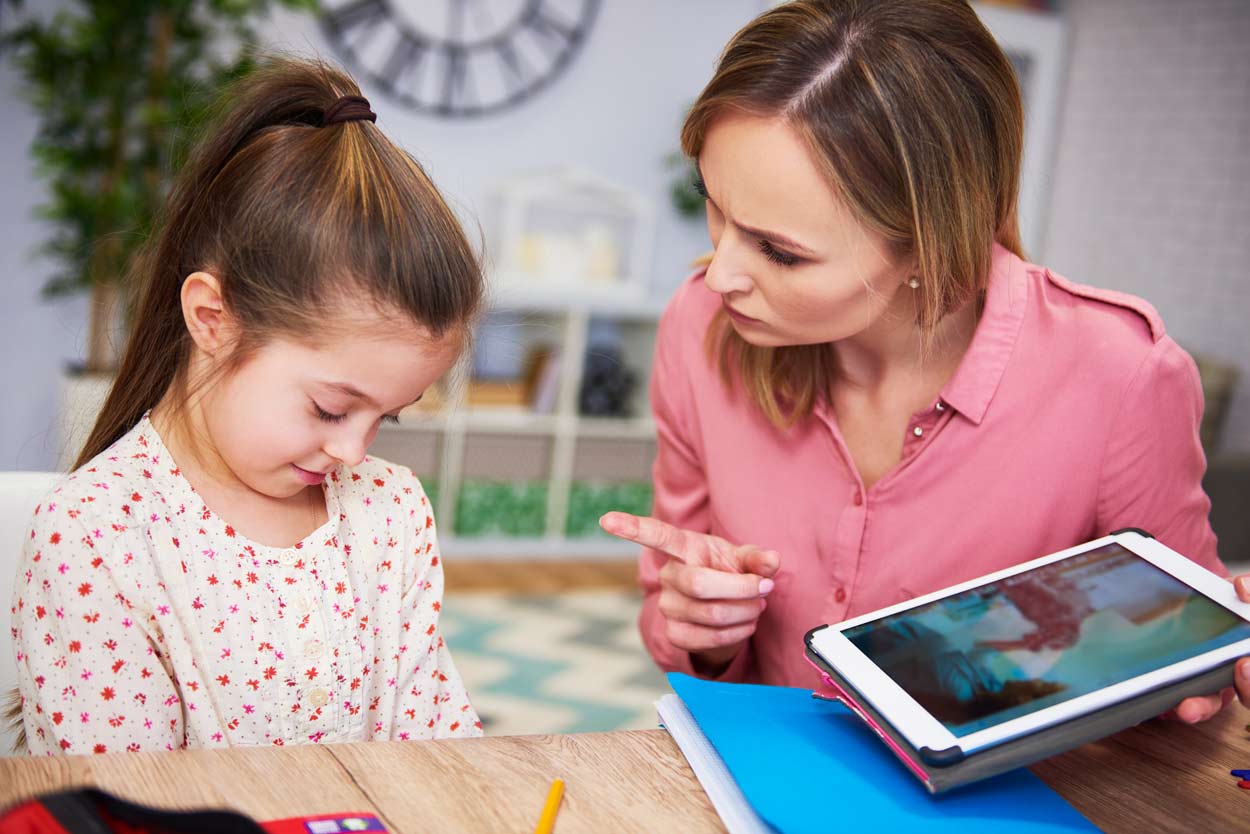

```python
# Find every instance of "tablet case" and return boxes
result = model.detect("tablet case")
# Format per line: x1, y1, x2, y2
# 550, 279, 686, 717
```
803, 639, 1235, 794
802, 529, 1243, 794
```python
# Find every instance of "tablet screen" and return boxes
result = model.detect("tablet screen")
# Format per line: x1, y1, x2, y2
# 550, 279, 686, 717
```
842, 543, 1250, 737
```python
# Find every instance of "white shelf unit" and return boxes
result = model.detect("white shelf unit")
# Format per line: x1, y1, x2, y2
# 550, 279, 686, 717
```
373, 290, 664, 560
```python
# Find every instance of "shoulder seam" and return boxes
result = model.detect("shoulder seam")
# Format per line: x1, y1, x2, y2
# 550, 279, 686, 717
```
1044, 270, 1165, 343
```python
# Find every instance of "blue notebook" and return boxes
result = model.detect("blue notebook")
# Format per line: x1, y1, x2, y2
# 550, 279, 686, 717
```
665, 672, 1099, 834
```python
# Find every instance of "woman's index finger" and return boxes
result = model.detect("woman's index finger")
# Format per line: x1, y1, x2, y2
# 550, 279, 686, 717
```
600, 511, 697, 563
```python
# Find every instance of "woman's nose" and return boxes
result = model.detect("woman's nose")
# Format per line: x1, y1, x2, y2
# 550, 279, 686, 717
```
702, 242, 754, 296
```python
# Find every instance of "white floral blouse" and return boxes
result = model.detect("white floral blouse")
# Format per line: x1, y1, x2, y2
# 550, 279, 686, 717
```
11, 415, 481, 755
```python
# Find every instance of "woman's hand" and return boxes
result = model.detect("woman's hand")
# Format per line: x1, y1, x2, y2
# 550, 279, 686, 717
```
1170, 574, 1250, 722
600, 511, 779, 675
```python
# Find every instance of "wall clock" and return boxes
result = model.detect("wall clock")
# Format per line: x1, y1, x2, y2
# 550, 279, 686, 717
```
320, 0, 600, 118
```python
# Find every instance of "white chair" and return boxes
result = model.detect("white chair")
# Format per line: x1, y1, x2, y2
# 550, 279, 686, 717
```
1, 471, 62, 756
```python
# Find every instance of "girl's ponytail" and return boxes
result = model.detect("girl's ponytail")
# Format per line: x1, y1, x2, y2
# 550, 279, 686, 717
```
74, 58, 481, 468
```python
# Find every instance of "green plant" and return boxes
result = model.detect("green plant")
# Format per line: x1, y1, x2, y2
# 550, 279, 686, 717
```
2, 0, 314, 373
665, 150, 705, 220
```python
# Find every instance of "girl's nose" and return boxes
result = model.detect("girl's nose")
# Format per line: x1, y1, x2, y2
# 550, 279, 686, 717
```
325, 434, 368, 468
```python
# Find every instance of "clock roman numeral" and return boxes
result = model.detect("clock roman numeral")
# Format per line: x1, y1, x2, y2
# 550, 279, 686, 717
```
496, 41, 526, 83
523, 5, 577, 58
383, 33, 429, 89
322, 0, 388, 46
321, 0, 600, 117
439, 45, 471, 114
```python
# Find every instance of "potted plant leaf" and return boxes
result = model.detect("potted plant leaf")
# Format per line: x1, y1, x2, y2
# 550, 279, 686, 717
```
2, 0, 312, 468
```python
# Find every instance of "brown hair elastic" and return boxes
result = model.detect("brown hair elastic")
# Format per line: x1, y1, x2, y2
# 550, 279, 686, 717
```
323, 95, 376, 126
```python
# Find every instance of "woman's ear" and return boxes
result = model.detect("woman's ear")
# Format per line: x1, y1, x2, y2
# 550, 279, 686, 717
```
180, 271, 233, 356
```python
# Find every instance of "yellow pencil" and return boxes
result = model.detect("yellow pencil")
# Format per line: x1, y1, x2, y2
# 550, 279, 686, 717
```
533, 778, 565, 834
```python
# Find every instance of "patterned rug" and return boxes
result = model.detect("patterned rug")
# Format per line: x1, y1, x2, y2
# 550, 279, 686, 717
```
440, 590, 671, 736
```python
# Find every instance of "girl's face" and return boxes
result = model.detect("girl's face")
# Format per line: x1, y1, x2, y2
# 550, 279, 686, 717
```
697, 113, 913, 348
197, 307, 461, 501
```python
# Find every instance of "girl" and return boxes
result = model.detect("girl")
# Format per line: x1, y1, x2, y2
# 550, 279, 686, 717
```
10, 57, 484, 754
602, 0, 1250, 723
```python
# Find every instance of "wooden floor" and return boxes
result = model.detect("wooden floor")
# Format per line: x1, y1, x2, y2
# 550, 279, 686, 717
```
443, 559, 639, 593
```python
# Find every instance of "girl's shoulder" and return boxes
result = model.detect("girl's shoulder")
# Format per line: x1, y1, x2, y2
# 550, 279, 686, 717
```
43, 421, 179, 520
24, 421, 179, 560
332, 454, 434, 524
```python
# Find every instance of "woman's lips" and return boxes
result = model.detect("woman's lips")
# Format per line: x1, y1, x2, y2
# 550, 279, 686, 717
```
723, 302, 761, 325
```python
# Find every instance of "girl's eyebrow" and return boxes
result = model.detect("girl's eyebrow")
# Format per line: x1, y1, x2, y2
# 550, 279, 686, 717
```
322, 381, 422, 410
323, 381, 378, 407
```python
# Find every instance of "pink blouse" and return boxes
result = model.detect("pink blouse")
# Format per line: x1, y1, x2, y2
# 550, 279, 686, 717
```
640, 244, 1225, 688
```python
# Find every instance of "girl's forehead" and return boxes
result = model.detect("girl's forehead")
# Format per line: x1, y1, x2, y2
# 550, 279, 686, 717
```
253, 318, 460, 402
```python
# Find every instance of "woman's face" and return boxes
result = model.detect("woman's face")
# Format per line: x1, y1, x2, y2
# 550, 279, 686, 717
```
698, 113, 912, 348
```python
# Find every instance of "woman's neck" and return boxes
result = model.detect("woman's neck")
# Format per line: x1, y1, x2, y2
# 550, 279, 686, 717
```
832, 291, 980, 393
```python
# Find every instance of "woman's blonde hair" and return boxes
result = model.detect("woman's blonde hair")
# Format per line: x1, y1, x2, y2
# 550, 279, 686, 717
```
682, 0, 1024, 426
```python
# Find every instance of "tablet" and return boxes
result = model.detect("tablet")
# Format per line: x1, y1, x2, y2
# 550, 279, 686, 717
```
806, 530, 1250, 760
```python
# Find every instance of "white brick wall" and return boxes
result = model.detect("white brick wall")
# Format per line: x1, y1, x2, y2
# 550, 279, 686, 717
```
1044, 0, 1250, 453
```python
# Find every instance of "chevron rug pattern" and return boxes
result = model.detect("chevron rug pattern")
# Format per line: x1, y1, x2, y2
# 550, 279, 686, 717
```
440, 590, 670, 736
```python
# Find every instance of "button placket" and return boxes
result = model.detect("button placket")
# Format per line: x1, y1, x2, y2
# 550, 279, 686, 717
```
818, 410, 868, 626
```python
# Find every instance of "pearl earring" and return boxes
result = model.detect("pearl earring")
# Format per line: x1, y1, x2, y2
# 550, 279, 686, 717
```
907, 277, 920, 289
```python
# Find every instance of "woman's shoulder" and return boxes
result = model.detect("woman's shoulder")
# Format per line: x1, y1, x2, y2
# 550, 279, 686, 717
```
1022, 259, 1191, 379
656, 267, 721, 361
662, 266, 720, 324
1034, 265, 1164, 342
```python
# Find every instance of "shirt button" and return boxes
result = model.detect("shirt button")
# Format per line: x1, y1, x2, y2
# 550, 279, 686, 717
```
279, 552, 297, 567
304, 640, 324, 660
912, 426, 924, 437
853, 493, 864, 507
297, 595, 313, 613
835, 587, 848, 604
308, 688, 329, 708
935, 401, 945, 412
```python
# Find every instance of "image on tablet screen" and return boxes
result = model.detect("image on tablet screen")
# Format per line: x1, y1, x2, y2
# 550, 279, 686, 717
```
842, 543, 1250, 736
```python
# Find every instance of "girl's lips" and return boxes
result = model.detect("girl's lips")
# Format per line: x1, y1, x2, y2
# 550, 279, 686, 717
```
292, 464, 326, 485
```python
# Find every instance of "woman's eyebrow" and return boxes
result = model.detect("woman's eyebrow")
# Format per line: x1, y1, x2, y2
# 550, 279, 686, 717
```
733, 221, 818, 258
698, 166, 818, 258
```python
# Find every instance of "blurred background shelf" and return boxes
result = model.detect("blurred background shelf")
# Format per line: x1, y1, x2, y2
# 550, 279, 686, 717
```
372, 290, 663, 560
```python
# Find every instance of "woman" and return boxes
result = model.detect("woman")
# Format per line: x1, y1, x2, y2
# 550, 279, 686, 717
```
601, 0, 1249, 723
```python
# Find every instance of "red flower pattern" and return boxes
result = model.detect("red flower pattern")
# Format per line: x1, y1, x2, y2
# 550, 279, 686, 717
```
13, 415, 480, 756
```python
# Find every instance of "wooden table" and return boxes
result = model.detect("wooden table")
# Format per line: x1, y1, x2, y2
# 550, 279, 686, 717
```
2, 710, 1247, 833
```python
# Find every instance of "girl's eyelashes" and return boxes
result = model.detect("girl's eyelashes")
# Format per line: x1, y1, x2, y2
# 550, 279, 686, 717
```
313, 402, 346, 424
316, 402, 401, 426
758, 238, 800, 267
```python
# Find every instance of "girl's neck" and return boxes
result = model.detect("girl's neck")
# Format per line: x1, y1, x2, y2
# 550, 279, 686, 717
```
150, 392, 239, 497
149, 393, 328, 548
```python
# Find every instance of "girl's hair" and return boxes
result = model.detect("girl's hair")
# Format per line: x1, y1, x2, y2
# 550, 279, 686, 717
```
74, 56, 483, 469
682, 0, 1025, 427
